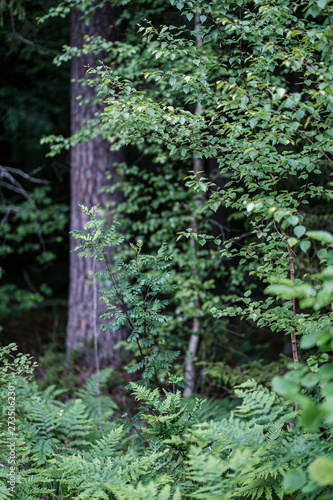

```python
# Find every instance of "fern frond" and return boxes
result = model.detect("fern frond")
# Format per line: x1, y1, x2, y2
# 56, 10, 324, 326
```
75, 367, 117, 421
0, 482, 11, 500
112, 482, 181, 500
90, 425, 123, 457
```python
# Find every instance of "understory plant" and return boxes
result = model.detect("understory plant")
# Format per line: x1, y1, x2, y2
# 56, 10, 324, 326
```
1, 346, 332, 499
1, 213, 333, 499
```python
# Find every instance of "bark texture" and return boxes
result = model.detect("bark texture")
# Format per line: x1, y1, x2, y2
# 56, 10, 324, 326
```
67, 4, 123, 362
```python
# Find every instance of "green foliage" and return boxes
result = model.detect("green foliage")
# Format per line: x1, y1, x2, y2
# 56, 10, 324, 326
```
72, 205, 181, 384
76, 367, 118, 420
45, 0, 333, 374
1, 343, 333, 499
0, 344, 37, 498
3, 0, 333, 497
0, 0, 69, 329
0, 184, 68, 321
64, 0, 333, 496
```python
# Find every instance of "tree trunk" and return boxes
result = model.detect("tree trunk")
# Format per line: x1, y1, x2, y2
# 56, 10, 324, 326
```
183, 8, 204, 397
67, 3, 123, 363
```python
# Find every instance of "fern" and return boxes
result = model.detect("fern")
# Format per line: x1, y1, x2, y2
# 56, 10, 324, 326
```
75, 367, 117, 422
131, 383, 204, 444
0, 482, 12, 500
185, 381, 333, 500
20, 397, 91, 466
51, 442, 170, 499
89, 425, 124, 458
112, 482, 181, 500
233, 379, 295, 429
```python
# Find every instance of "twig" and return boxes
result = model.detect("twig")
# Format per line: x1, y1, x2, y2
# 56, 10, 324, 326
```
92, 257, 103, 430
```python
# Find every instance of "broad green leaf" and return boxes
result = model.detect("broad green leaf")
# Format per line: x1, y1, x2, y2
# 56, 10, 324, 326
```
306, 231, 333, 244
322, 396, 333, 424
301, 399, 322, 432
288, 215, 299, 226
294, 225, 306, 238
265, 284, 294, 298
301, 373, 318, 388
300, 240, 311, 253
287, 237, 298, 247
274, 210, 285, 223
272, 375, 299, 397
295, 109, 305, 121
309, 457, 333, 485
282, 468, 306, 494
301, 331, 320, 349
317, 248, 328, 260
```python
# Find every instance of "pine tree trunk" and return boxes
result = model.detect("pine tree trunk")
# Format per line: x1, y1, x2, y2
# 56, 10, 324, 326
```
67, 3, 123, 363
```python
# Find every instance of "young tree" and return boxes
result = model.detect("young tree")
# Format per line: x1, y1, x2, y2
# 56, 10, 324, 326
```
46, 0, 227, 379
90, 0, 333, 386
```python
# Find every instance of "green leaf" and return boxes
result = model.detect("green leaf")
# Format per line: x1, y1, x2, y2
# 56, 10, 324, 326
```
287, 237, 298, 247
283, 468, 307, 494
288, 121, 299, 130
295, 109, 305, 121
301, 331, 320, 349
300, 240, 311, 253
322, 396, 333, 424
317, 248, 328, 260
288, 215, 299, 226
306, 231, 333, 244
176, 2, 184, 10
294, 225, 306, 238
265, 284, 293, 299
301, 373, 318, 388
309, 457, 333, 485
302, 399, 322, 432
272, 375, 299, 397
274, 210, 285, 223
317, 0, 327, 8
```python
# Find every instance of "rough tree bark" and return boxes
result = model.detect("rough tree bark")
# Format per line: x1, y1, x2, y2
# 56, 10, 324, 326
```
67, 3, 123, 363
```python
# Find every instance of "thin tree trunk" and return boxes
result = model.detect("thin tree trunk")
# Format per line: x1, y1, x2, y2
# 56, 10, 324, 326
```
287, 243, 299, 368
287, 242, 299, 420
183, 7, 204, 397
67, 3, 124, 364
